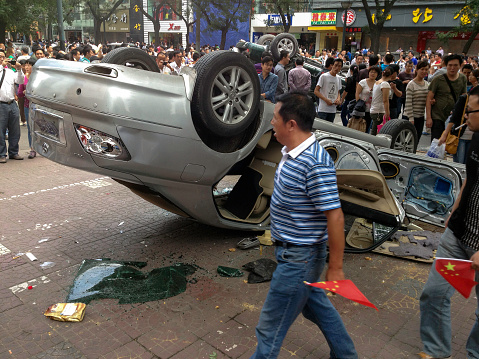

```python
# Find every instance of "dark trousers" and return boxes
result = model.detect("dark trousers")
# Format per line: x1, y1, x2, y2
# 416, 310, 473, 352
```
431, 119, 445, 142
0, 102, 20, 157
399, 98, 408, 120
412, 116, 425, 143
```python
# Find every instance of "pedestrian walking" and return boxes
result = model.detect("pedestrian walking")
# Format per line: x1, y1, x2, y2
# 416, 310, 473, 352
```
404, 60, 430, 143
419, 85, 479, 359
314, 58, 342, 122
250, 92, 358, 359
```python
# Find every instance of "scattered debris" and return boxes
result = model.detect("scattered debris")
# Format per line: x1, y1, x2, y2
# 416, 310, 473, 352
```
242, 258, 277, 283
44, 303, 86, 322
28, 286, 33, 290
25, 252, 37, 261
217, 266, 244, 277
237, 237, 260, 250
118, 221, 124, 226
228, 248, 236, 252
38, 238, 49, 243
40, 262, 55, 270
365, 257, 372, 261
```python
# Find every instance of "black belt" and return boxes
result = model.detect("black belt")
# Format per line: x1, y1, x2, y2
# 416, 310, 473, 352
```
274, 240, 316, 248
0, 100, 14, 105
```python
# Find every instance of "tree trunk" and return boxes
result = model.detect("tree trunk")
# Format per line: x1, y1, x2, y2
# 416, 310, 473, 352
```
196, 12, 201, 50
94, 18, 101, 44
220, 29, 227, 49
0, 20, 5, 43
369, 25, 382, 54
463, 28, 479, 54
154, 22, 160, 45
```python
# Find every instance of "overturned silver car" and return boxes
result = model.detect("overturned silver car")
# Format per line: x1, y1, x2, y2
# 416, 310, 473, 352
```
27, 47, 465, 253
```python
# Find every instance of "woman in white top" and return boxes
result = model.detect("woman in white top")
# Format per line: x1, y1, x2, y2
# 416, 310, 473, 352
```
404, 60, 430, 142
355, 66, 380, 132
369, 67, 393, 135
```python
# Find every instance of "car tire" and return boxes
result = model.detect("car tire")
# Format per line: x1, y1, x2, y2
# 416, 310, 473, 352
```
101, 47, 159, 72
256, 34, 275, 47
270, 33, 298, 61
379, 119, 418, 153
191, 50, 260, 138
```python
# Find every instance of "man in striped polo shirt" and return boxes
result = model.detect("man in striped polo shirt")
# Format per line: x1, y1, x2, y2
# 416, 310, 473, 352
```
251, 92, 357, 359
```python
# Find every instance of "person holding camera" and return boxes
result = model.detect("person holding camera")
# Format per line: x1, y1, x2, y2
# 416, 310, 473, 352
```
0, 50, 25, 163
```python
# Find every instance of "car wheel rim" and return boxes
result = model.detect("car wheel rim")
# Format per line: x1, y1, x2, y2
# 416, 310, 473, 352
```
278, 38, 295, 54
210, 66, 255, 126
394, 129, 415, 152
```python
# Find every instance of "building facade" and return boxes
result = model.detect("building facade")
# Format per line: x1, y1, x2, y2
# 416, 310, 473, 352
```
251, 0, 478, 55
142, 0, 188, 47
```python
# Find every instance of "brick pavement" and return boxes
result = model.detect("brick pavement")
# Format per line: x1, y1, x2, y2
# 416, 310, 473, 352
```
0, 126, 476, 359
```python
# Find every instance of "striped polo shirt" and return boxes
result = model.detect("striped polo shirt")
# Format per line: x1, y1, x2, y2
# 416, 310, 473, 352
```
271, 134, 341, 245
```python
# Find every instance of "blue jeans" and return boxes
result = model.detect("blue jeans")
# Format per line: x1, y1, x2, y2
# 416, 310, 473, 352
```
0, 102, 20, 157
420, 228, 479, 358
251, 243, 358, 359
25, 106, 32, 148
317, 111, 336, 123
453, 138, 471, 164
340, 99, 351, 126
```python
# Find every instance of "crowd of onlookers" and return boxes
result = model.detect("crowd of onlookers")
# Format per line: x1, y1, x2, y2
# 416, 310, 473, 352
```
257, 43, 479, 164
2, 38, 479, 165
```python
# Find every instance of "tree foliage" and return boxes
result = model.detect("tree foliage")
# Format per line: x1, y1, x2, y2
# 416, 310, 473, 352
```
0, 0, 81, 43
83, 0, 125, 43
436, 0, 479, 54
196, 0, 250, 49
361, 0, 398, 54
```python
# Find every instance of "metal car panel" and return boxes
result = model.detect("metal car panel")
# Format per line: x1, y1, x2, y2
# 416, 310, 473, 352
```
377, 148, 465, 227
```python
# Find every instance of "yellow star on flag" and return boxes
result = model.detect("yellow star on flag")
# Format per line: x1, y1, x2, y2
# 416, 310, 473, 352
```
444, 262, 456, 271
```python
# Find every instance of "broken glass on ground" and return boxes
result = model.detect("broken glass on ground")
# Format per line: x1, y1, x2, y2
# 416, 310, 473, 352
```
66, 259, 196, 304
217, 266, 244, 277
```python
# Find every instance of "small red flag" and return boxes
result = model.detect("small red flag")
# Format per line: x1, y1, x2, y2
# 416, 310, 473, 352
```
435, 257, 478, 298
305, 280, 378, 310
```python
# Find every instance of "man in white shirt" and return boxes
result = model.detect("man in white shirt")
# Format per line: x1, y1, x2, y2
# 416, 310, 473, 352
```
156, 53, 171, 74
0, 51, 25, 163
169, 50, 184, 75
314, 58, 343, 122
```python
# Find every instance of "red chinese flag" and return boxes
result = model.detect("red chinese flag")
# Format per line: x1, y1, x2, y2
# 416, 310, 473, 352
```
305, 280, 378, 310
435, 258, 478, 298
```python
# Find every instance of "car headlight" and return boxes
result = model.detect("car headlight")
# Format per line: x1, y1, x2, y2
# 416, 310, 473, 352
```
74, 124, 130, 160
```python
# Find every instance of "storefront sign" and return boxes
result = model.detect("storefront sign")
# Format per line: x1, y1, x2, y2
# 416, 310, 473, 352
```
100, 8, 129, 32
341, 9, 356, 26
371, 9, 392, 24
130, 0, 143, 42
454, 6, 471, 25
267, 14, 292, 26
167, 23, 181, 31
412, 8, 433, 23
311, 10, 337, 26
345, 27, 361, 33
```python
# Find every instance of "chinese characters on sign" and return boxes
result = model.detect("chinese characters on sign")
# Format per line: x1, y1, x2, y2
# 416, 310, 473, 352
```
371, 9, 392, 25
454, 6, 471, 25
345, 27, 361, 33
311, 10, 337, 26
412, 8, 433, 23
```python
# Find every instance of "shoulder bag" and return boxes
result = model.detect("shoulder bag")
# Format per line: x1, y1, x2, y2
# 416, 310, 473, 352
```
442, 75, 463, 154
